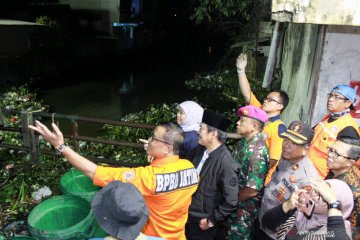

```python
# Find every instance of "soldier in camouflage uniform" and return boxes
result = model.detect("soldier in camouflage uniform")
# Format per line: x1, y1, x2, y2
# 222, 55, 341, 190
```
228, 106, 269, 240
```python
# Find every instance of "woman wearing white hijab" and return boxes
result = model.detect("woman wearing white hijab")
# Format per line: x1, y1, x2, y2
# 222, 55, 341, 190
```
177, 101, 204, 158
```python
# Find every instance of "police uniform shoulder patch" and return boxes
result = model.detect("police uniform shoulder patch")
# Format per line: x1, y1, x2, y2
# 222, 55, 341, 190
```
122, 169, 136, 182
292, 164, 299, 171
289, 175, 297, 183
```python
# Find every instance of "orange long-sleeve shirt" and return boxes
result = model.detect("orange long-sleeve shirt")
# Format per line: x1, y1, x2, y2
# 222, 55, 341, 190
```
93, 155, 199, 240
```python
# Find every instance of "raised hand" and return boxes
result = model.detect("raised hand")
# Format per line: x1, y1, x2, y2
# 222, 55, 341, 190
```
311, 179, 337, 204
282, 188, 306, 213
28, 120, 64, 148
236, 53, 248, 71
139, 138, 154, 162
139, 138, 149, 150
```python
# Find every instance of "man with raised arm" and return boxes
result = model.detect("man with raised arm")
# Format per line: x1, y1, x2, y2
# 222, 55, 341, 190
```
29, 121, 198, 240
236, 53, 289, 185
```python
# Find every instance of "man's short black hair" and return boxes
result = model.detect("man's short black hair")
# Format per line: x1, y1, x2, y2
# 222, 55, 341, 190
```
337, 136, 360, 160
272, 90, 289, 113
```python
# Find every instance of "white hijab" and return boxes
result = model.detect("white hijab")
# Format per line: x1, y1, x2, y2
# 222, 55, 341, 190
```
178, 101, 204, 132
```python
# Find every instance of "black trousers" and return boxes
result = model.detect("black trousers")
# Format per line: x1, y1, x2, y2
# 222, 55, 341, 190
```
253, 217, 275, 240
185, 216, 218, 240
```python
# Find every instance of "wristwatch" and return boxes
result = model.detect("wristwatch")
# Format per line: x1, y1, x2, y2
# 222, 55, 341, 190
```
207, 219, 215, 228
55, 143, 67, 155
328, 200, 342, 210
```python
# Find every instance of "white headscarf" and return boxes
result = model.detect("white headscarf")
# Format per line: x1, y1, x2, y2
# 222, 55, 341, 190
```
178, 101, 204, 132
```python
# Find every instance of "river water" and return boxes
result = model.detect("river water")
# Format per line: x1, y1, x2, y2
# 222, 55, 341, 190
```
40, 55, 206, 120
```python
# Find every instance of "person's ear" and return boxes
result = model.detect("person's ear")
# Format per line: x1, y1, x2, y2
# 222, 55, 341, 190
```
344, 100, 352, 109
347, 159, 356, 167
211, 129, 217, 137
168, 144, 173, 153
164, 144, 173, 154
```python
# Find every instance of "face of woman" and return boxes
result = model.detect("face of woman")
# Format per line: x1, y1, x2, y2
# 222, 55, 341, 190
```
176, 107, 187, 125
281, 138, 306, 163
307, 188, 328, 215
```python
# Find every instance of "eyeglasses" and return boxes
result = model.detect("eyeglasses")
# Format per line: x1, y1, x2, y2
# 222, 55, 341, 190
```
264, 97, 282, 104
327, 147, 352, 160
149, 135, 171, 145
327, 93, 348, 101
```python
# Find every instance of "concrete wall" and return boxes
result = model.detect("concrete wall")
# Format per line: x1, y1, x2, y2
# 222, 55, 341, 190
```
59, 0, 120, 34
309, 25, 360, 125
272, 0, 360, 26
279, 23, 320, 125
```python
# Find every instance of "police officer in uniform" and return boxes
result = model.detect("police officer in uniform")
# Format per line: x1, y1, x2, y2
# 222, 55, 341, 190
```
255, 121, 319, 240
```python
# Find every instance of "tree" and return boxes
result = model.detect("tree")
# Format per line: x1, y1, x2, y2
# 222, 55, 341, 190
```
190, 0, 271, 43
186, 0, 271, 107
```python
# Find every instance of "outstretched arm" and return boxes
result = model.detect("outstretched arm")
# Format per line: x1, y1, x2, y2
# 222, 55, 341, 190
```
236, 53, 251, 103
28, 120, 98, 179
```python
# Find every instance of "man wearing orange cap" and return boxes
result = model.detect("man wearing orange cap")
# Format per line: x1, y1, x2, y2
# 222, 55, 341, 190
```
227, 105, 269, 240
236, 53, 289, 186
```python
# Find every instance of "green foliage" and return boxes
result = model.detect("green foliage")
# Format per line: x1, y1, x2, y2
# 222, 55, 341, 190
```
0, 158, 69, 228
0, 86, 49, 148
0, 85, 47, 113
191, 0, 253, 24
81, 103, 178, 164
0, 86, 69, 229
190, 0, 272, 61
185, 67, 268, 106
36, 16, 61, 29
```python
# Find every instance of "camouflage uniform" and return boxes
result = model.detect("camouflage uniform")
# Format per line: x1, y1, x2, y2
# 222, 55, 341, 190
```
227, 133, 269, 240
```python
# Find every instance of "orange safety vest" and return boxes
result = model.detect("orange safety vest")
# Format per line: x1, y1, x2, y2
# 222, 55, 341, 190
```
309, 114, 359, 179
93, 156, 199, 240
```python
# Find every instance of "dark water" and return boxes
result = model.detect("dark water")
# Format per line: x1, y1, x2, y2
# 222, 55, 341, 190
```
36, 51, 221, 136
40, 56, 205, 120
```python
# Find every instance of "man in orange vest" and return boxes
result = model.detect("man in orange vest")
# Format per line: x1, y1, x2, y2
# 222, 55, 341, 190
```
29, 121, 198, 240
236, 53, 289, 185
309, 84, 360, 178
